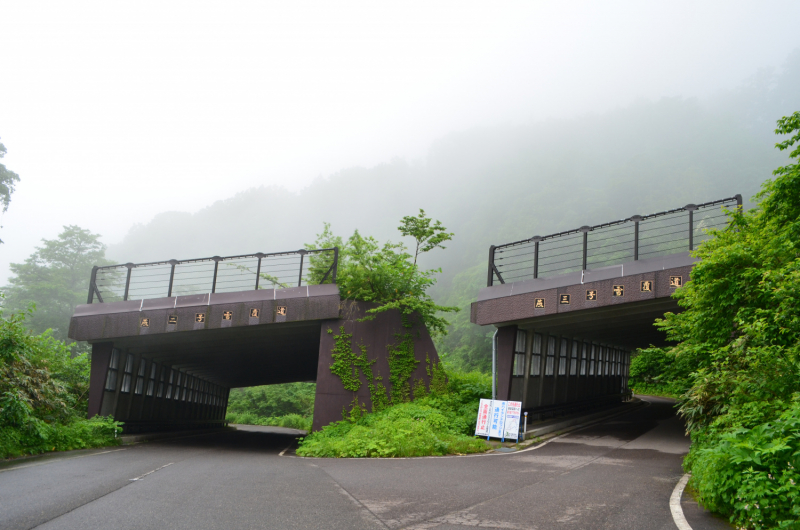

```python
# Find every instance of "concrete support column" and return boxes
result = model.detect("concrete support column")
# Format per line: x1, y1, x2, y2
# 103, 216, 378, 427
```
495, 326, 517, 402
88, 342, 114, 418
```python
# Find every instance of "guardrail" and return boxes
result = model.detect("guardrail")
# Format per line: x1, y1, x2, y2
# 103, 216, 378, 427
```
87, 247, 338, 304
487, 195, 742, 286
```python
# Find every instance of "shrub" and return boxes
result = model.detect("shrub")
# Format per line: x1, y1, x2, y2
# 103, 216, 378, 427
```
688, 400, 800, 530
1, 306, 122, 459
296, 370, 491, 458
0, 414, 121, 459
646, 111, 800, 527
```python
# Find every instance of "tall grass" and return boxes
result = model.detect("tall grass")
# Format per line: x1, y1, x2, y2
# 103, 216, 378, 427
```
296, 371, 491, 458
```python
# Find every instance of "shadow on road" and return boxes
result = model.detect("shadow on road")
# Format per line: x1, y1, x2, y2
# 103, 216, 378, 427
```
155, 424, 305, 455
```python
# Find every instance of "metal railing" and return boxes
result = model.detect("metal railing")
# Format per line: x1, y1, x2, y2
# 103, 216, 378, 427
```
87, 247, 338, 304
487, 195, 742, 286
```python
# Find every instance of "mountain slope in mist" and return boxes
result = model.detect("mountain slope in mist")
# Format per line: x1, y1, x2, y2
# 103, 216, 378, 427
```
107, 52, 800, 369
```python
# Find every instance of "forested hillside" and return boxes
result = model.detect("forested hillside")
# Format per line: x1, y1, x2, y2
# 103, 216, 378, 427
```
99, 51, 798, 370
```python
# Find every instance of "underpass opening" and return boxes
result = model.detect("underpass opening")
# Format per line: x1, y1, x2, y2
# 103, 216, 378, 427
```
473, 195, 741, 420
70, 247, 445, 434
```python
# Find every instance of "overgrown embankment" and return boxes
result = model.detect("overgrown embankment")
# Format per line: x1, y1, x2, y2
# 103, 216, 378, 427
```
297, 369, 490, 458
629, 112, 800, 529
1, 308, 121, 459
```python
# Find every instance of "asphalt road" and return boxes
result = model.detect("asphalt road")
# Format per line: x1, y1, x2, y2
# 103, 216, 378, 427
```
0, 396, 732, 530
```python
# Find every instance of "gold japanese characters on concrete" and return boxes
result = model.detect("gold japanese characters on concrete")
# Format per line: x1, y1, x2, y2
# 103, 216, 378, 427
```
534, 298, 545, 309
140, 318, 150, 328
195, 313, 206, 323
222, 311, 233, 320
612, 285, 624, 297
640, 280, 653, 292
559, 294, 570, 305
276, 306, 287, 316
250, 308, 260, 318
669, 275, 683, 288
586, 289, 597, 301
168, 315, 178, 325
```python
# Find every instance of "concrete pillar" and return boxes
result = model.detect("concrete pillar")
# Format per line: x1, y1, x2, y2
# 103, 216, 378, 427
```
88, 342, 114, 418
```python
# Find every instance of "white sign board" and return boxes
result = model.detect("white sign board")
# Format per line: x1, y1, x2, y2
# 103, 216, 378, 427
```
475, 399, 524, 441
474, 399, 492, 436
488, 400, 507, 439
503, 401, 522, 441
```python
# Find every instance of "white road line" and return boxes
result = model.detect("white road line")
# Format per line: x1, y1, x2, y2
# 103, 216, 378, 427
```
279, 441, 294, 456
129, 462, 173, 481
0, 448, 127, 473
670, 474, 693, 530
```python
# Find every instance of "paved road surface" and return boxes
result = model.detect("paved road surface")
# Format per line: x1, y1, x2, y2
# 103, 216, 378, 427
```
0, 396, 731, 530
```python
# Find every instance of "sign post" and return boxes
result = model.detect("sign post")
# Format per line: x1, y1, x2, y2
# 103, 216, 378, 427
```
523, 412, 528, 441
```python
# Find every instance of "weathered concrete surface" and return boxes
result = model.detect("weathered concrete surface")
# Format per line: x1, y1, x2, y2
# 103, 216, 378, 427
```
313, 302, 441, 431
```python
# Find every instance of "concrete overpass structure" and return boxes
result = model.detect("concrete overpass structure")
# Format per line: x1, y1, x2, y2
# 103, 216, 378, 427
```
69, 248, 441, 433
471, 195, 741, 415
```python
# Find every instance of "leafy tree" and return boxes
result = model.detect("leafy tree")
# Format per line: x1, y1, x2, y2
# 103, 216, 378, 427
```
399, 209, 453, 265
637, 112, 800, 528
0, 138, 21, 244
654, 111, 800, 432
306, 214, 458, 337
2, 226, 112, 341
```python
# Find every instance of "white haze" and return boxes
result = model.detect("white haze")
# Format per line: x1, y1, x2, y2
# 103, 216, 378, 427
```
0, 0, 799, 283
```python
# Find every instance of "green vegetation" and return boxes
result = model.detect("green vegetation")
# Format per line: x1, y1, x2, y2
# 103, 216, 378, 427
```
225, 382, 315, 431
1, 306, 120, 459
297, 370, 490, 458
305, 210, 458, 337
1, 226, 112, 343
297, 213, 490, 458
628, 346, 690, 398
225, 412, 312, 432
629, 112, 800, 529
108, 52, 800, 372
0, 138, 20, 244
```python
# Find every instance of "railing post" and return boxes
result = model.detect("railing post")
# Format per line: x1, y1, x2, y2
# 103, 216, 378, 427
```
735, 194, 743, 209
211, 257, 221, 293
487, 245, 496, 287
685, 204, 698, 250
533, 236, 541, 279
579, 226, 590, 270
297, 249, 307, 287
87, 266, 99, 304
123, 263, 134, 301
332, 247, 339, 283
167, 260, 178, 297
630, 215, 642, 261
254, 253, 264, 290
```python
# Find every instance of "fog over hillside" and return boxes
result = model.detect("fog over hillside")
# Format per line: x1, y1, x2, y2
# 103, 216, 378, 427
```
3, 3, 800, 369
108, 50, 800, 288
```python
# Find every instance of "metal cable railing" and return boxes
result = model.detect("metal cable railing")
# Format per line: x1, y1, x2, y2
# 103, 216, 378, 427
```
87, 247, 339, 304
487, 196, 741, 286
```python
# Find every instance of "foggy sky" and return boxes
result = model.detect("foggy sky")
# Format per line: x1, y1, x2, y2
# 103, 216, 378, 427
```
1, 0, 799, 284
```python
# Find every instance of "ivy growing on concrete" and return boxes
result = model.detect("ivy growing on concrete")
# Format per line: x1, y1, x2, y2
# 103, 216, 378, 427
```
329, 326, 389, 413
387, 333, 419, 404
330, 327, 433, 413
